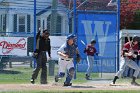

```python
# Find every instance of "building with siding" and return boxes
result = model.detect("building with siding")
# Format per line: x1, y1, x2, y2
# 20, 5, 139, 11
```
0, 0, 69, 36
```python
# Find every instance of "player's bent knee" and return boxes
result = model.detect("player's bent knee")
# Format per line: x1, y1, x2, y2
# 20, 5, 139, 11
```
59, 72, 65, 77
69, 67, 75, 76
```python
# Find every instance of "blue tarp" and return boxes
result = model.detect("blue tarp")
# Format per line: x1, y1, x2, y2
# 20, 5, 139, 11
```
77, 13, 117, 73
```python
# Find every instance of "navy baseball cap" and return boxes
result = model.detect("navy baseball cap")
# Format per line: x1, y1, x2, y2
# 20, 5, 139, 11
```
67, 34, 76, 40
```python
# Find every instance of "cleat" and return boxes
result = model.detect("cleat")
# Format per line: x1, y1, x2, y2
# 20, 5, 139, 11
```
109, 82, 115, 86
86, 77, 92, 80
55, 75, 61, 82
30, 78, 35, 84
131, 81, 140, 86
63, 82, 72, 86
85, 74, 92, 80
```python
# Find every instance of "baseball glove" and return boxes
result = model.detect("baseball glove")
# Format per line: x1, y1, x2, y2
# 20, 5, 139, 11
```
137, 54, 140, 60
32, 49, 39, 59
76, 54, 81, 63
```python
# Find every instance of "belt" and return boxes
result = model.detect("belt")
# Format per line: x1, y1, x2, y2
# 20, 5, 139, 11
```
87, 54, 94, 56
41, 51, 46, 52
61, 58, 70, 61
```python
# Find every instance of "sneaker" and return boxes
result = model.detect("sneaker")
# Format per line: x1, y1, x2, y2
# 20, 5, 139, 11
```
85, 74, 92, 80
55, 75, 60, 82
109, 82, 115, 86
30, 78, 35, 84
63, 82, 72, 86
131, 81, 140, 86
86, 77, 92, 80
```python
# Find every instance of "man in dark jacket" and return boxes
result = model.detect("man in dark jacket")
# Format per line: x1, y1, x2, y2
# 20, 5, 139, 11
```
31, 29, 51, 84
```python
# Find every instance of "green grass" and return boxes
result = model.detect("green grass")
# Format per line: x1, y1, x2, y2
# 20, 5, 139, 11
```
73, 72, 99, 84
1, 66, 140, 84
0, 67, 32, 84
117, 77, 140, 84
1, 66, 140, 93
0, 66, 98, 84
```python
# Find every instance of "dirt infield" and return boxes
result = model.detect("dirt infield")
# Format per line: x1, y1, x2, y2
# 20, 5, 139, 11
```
0, 81, 140, 91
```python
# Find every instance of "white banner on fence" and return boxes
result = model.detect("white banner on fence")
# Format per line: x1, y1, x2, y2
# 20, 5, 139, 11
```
0, 37, 27, 56
49, 36, 66, 59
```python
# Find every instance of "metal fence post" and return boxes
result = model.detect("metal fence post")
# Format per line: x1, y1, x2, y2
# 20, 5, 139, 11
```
48, 60, 55, 76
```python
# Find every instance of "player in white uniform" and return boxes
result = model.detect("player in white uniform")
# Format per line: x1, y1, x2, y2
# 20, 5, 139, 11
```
54, 34, 80, 86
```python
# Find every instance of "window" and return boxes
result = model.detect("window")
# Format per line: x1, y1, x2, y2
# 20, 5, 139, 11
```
0, 14, 6, 32
47, 14, 62, 35
18, 15, 26, 32
43, 20, 45, 30
47, 16, 51, 32
13, 14, 30, 33
56, 15, 62, 35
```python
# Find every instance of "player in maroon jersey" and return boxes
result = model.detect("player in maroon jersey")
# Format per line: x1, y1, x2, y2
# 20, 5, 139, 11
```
110, 36, 140, 86
84, 39, 98, 80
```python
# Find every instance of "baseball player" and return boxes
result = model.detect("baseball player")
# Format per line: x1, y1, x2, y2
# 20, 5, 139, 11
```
110, 36, 140, 86
54, 34, 80, 86
84, 39, 98, 80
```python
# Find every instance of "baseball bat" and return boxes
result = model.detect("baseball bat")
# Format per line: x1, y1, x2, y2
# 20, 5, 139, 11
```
81, 40, 86, 46
125, 31, 132, 48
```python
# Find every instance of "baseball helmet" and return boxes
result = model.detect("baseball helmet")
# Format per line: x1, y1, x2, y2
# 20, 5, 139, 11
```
91, 39, 96, 44
132, 36, 139, 42
67, 34, 76, 40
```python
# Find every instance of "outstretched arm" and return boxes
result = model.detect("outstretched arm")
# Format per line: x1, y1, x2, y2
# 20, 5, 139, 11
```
36, 29, 41, 40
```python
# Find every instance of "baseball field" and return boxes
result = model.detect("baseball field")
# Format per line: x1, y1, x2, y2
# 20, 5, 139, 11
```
0, 66, 140, 93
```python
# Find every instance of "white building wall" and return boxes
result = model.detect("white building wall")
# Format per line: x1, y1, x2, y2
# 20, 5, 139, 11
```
40, 10, 69, 35
30, 14, 34, 33
6, 12, 13, 33
0, 1, 69, 36
120, 29, 140, 55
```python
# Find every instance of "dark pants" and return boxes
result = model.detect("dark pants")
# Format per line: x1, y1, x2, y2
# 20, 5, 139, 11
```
31, 51, 47, 83
65, 67, 75, 84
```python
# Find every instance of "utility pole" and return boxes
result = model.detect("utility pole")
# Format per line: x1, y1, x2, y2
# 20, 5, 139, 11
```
50, 0, 58, 35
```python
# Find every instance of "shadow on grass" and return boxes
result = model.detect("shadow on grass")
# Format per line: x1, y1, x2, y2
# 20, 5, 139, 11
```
92, 79, 112, 81
0, 70, 22, 74
71, 86, 95, 88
